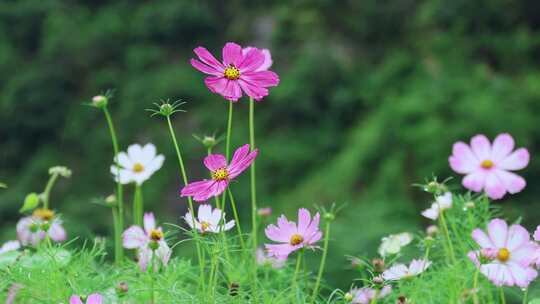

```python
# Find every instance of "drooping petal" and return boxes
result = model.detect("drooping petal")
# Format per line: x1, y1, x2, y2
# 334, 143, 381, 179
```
495, 170, 526, 195
421, 205, 439, 220
487, 219, 508, 248
237, 48, 265, 73
69, 296, 84, 304
265, 243, 296, 259
470, 134, 492, 161
86, 294, 104, 304
48, 221, 67, 242
491, 133, 515, 162
484, 172, 507, 200
472, 228, 495, 249
222, 42, 243, 67
138, 247, 152, 272
156, 241, 172, 267
143, 213, 156, 233
498, 148, 530, 171
204, 154, 228, 172
222, 220, 235, 231
462, 171, 487, 192
193, 47, 224, 70
123, 226, 147, 249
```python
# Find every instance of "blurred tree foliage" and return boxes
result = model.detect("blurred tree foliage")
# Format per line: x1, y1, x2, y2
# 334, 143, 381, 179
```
2, 0, 540, 289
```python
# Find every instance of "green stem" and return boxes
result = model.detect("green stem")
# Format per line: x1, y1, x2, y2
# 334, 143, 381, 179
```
226, 102, 234, 161
311, 220, 331, 302
369, 290, 379, 304
249, 97, 259, 302
500, 287, 506, 304
228, 189, 246, 252
292, 250, 304, 297
133, 184, 143, 226
217, 192, 231, 273
42, 173, 59, 210
165, 116, 205, 291
523, 288, 528, 304
472, 267, 480, 304
103, 107, 124, 263
150, 251, 156, 304
439, 211, 456, 264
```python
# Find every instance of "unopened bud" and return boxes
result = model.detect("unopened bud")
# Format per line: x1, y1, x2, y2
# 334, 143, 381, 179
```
426, 225, 438, 237
372, 258, 385, 273
350, 257, 362, 269
344, 292, 353, 301
116, 281, 129, 294
396, 296, 408, 304
202, 136, 217, 148
49, 166, 72, 178
464, 201, 475, 210
323, 212, 335, 221
424, 180, 448, 195
105, 194, 117, 207
257, 207, 272, 217
92, 95, 108, 108
373, 275, 384, 285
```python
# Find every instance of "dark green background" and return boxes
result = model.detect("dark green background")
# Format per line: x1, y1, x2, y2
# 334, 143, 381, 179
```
1, 0, 540, 290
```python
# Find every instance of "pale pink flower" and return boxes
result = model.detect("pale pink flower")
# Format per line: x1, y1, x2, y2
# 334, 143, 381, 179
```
122, 213, 171, 272
382, 259, 431, 280
468, 218, 537, 288
0, 240, 20, 254
256, 247, 285, 268
69, 294, 103, 304
190, 42, 280, 101
184, 204, 235, 234
181, 144, 258, 202
264, 208, 322, 260
421, 192, 453, 220
257, 207, 272, 217
349, 286, 392, 304
534, 225, 540, 241
16, 209, 66, 246
449, 133, 529, 199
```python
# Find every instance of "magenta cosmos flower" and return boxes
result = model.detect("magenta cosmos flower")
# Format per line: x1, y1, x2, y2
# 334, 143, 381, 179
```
264, 208, 322, 260
70, 294, 103, 304
123, 213, 171, 271
190, 42, 279, 101
468, 219, 537, 288
449, 133, 529, 200
181, 144, 258, 202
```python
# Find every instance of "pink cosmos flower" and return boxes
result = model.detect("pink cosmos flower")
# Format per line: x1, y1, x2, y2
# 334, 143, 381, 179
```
190, 42, 280, 101
70, 294, 103, 304
449, 133, 529, 200
264, 208, 322, 260
468, 218, 538, 287
184, 204, 235, 234
180, 144, 258, 202
382, 259, 431, 280
122, 213, 171, 272
16, 209, 66, 246
256, 247, 285, 269
349, 286, 392, 304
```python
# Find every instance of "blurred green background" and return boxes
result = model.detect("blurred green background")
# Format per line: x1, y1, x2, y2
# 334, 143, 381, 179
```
1, 0, 540, 291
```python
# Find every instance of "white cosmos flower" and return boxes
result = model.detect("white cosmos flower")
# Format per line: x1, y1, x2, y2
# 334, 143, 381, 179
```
0, 240, 20, 254
184, 204, 235, 234
421, 192, 453, 220
378, 232, 413, 257
111, 143, 165, 185
382, 259, 431, 281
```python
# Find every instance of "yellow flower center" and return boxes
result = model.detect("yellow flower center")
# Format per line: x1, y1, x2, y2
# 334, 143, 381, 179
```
290, 234, 304, 246
32, 208, 55, 221
481, 160, 494, 169
212, 168, 229, 181
224, 66, 240, 80
149, 229, 163, 241
497, 248, 510, 262
133, 163, 145, 173
201, 221, 210, 231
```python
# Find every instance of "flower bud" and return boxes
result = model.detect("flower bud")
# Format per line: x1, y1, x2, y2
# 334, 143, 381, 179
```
396, 295, 408, 304
149, 240, 159, 251
92, 95, 108, 108
464, 201, 475, 210
229, 282, 239, 297
323, 212, 335, 221
372, 258, 385, 273
349, 257, 363, 269
202, 136, 217, 148
116, 281, 129, 294
257, 207, 272, 217
159, 103, 174, 116
426, 225, 438, 237
48, 166, 72, 178
105, 194, 117, 207
344, 292, 353, 301
372, 275, 384, 285
424, 180, 448, 195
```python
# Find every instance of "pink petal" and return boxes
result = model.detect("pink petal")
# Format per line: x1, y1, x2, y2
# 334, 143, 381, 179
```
143, 213, 156, 233
304, 212, 321, 243
506, 224, 530, 251
495, 170, 526, 194
265, 243, 296, 259
193, 180, 228, 202
243, 47, 273, 71
138, 247, 151, 272
296, 208, 311, 235
204, 77, 242, 102
156, 241, 171, 267
204, 154, 227, 171
484, 172, 507, 200
190, 58, 223, 76
508, 262, 531, 288
221, 80, 243, 102
238, 48, 265, 72
511, 243, 537, 266
488, 219, 508, 248
498, 148, 530, 171
470, 134, 492, 160
449, 142, 479, 174
462, 171, 486, 192
472, 228, 495, 248
277, 214, 297, 235
468, 251, 480, 267
222, 42, 243, 66
181, 180, 215, 200
48, 222, 67, 242
69, 296, 84, 304
122, 226, 147, 249
237, 79, 269, 101
193, 47, 224, 70
534, 226, 540, 241
86, 294, 103, 304
265, 224, 290, 243
242, 71, 280, 88
491, 133, 515, 162
228, 145, 258, 178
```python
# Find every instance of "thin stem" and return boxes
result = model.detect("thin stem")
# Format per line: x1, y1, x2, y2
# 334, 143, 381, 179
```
217, 192, 231, 271
103, 107, 124, 263
133, 184, 143, 226
499, 287, 506, 304
165, 116, 205, 291
439, 211, 456, 264
150, 251, 156, 304
42, 173, 59, 210
226, 102, 233, 161
292, 250, 304, 297
249, 97, 259, 302
111, 207, 122, 264
472, 267, 480, 304
523, 288, 528, 304
311, 220, 331, 302
228, 189, 246, 252
369, 290, 379, 304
